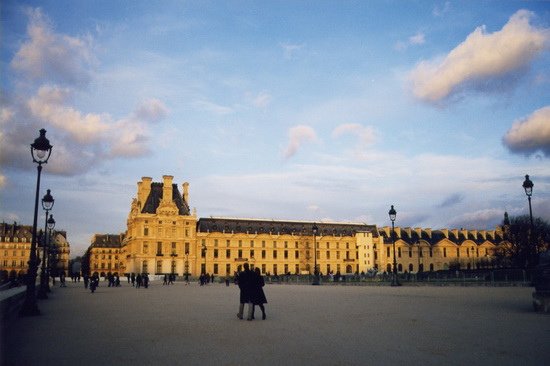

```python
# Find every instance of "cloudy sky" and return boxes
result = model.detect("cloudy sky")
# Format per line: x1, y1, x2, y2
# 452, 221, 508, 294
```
1, 1, 549, 256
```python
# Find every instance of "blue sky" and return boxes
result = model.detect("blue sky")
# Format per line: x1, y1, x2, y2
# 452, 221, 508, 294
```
1, 1, 550, 256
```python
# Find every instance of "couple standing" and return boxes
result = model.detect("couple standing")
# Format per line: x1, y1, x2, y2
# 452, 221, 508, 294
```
237, 262, 267, 321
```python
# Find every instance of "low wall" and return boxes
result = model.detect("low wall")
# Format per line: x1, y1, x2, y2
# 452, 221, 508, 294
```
0, 286, 26, 324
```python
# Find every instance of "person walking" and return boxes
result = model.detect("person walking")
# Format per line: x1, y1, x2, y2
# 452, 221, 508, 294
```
136, 273, 142, 289
251, 267, 267, 320
237, 263, 254, 320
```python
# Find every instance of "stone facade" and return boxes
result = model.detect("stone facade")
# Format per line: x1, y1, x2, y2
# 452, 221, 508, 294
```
87, 175, 508, 277
0, 222, 70, 277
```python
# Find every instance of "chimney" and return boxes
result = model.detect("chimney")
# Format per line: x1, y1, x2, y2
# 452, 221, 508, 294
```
182, 182, 189, 204
162, 175, 174, 203
139, 177, 152, 206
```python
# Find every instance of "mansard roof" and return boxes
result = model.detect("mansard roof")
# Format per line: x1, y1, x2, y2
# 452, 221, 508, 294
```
91, 233, 124, 248
141, 182, 190, 215
197, 217, 378, 237
0, 222, 32, 240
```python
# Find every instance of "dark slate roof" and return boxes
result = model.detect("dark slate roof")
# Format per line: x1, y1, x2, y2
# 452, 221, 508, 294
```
196, 217, 378, 237
91, 234, 124, 248
141, 183, 190, 215
0, 222, 32, 240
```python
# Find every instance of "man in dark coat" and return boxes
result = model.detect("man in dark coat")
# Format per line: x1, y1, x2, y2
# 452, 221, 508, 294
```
237, 263, 254, 320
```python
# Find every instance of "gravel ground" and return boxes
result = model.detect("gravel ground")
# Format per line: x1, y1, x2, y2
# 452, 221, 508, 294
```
2, 281, 549, 366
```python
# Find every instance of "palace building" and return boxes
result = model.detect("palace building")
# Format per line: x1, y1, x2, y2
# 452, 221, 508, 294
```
86, 175, 507, 277
0, 222, 70, 278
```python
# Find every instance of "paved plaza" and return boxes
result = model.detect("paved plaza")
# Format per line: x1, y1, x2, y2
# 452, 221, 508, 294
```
2, 280, 549, 366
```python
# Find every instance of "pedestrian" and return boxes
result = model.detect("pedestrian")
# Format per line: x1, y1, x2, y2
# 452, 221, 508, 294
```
143, 273, 149, 288
131, 272, 136, 287
90, 273, 99, 293
83, 274, 89, 289
236, 263, 254, 321
60, 271, 66, 287
251, 267, 267, 320
136, 273, 142, 288
163, 274, 168, 285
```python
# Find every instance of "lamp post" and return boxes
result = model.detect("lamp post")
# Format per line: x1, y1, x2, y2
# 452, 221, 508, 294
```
38, 190, 54, 299
312, 223, 320, 285
20, 129, 53, 316
201, 244, 207, 275
45, 215, 55, 292
522, 174, 534, 268
184, 250, 189, 284
389, 205, 400, 286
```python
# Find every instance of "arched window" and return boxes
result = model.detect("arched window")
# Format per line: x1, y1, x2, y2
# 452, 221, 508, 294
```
409, 263, 414, 272
397, 263, 403, 272
429, 263, 434, 271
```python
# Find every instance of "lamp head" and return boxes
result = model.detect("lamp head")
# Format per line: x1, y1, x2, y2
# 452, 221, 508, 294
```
522, 174, 533, 197
42, 189, 54, 211
388, 205, 397, 222
47, 215, 56, 230
31, 129, 53, 164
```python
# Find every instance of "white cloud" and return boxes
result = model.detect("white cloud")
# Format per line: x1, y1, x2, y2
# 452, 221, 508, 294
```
251, 91, 272, 108
0, 8, 168, 175
408, 10, 549, 103
283, 125, 318, 159
134, 98, 169, 123
410, 32, 426, 45
503, 106, 550, 157
432, 1, 451, 17
395, 32, 425, 51
193, 100, 234, 115
10, 8, 95, 87
448, 208, 504, 229
28, 85, 111, 144
332, 123, 376, 148
280, 42, 304, 59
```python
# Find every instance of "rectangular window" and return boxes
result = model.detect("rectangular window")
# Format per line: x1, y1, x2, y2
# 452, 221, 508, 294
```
262, 250, 266, 259
398, 248, 401, 258
214, 239, 218, 247
250, 250, 255, 259
157, 242, 163, 255
284, 264, 289, 274
238, 250, 242, 258
262, 264, 266, 274
284, 250, 288, 259
156, 261, 162, 274
295, 251, 299, 259
226, 240, 230, 247
419, 249, 423, 257
250, 240, 254, 247
226, 249, 230, 258
295, 241, 298, 249
295, 264, 299, 274
336, 252, 340, 260
226, 263, 231, 275
143, 242, 148, 254
262, 241, 266, 248
214, 249, 219, 258
144, 227, 149, 236
429, 248, 433, 257
238, 240, 242, 247
202, 239, 206, 246
273, 241, 277, 248
273, 250, 277, 259
214, 263, 218, 275
284, 241, 288, 248
273, 264, 278, 275
326, 251, 330, 259
409, 249, 412, 258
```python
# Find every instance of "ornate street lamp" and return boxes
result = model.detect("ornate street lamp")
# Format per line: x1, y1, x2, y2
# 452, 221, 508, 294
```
389, 205, 401, 286
38, 190, 54, 299
523, 174, 535, 267
201, 244, 207, 275
312, 223, 320, 285
20, 129, 52, 316
46, 215, 55, 292
184, 249, 190, 284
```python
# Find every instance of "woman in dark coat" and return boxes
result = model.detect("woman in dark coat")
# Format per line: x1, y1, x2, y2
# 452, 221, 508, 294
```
251, 267, 267, 320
